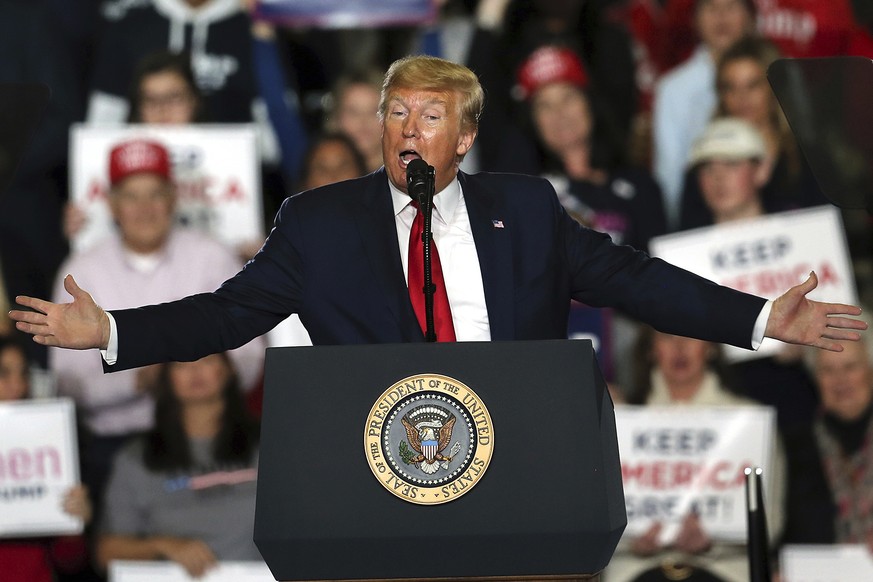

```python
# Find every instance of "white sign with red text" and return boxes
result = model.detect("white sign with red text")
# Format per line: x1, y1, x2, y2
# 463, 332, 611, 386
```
70, 124, 263, 253
0, 398, 82, 537
615, 405, 775, 542
110, 560, 274, 582
649, 206, 856, 361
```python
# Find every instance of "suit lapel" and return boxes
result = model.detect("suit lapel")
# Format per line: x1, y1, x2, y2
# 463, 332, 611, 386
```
460, 172, 515, 340
354, 169, 423, 341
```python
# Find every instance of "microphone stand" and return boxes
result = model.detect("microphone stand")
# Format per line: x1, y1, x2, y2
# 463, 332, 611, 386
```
417, 165, 437, 342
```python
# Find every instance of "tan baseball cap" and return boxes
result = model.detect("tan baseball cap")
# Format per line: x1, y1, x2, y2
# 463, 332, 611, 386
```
687, 117, 766, 167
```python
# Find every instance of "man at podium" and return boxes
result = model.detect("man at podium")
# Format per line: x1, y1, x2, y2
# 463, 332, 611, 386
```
8, 55, 865, 369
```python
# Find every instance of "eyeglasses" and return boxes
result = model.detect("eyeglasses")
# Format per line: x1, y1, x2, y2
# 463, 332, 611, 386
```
140, 90, 195, 110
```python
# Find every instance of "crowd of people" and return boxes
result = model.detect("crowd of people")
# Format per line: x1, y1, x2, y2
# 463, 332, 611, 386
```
2, 0, 873, 581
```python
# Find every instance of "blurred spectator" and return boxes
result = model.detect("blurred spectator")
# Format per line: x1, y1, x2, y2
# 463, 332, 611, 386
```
0, 336, 93, 582
51, 139, 264, 522
687, 117, 770, 225
782, 322, 873, 548
299, 132, 368, 192
517, 45, 667, 253
127, 51, 206, 125
87, 0, 309, 194
71, 49, 291, 259
97, 353, 261, 578
607, 327, 784, 581
498, 0, 639, 153
516, 44, 667, 394
685, 117, 819, 431
652, 0, 756, 229
0, 0, 81, 367
679, 36, 825, 230
324, 69, 385, 174
88, 0, 262, 133
663, 0, 873, 70
755, 0, 873, 59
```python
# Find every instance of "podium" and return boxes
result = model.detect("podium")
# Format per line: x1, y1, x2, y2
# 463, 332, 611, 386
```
254, 340, 626, 581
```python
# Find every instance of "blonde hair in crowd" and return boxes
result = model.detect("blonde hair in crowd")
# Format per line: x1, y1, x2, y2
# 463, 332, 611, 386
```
378, 55, 484, 134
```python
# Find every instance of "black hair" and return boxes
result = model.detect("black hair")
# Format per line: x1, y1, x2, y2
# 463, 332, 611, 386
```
143, 353, 259, 472
127, 50, 206, 123
626, 325, 733, 405
299, 131, 368, 190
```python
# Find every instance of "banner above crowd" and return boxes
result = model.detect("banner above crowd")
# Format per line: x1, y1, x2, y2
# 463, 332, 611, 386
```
254, 0, 435, 28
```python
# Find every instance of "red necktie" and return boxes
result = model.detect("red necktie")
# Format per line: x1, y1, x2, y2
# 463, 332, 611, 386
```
408, 201, 456, 342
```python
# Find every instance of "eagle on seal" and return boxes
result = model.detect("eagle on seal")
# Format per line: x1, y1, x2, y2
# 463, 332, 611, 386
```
401, 413, 458, 474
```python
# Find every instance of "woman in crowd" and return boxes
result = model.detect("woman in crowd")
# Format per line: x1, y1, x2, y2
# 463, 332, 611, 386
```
516, 45, 667, 254
515, 44, 668, 392
607, 327, 784, 582
97, 353, 260, 578
0, 336, 92, 582
679, 36, 826, 229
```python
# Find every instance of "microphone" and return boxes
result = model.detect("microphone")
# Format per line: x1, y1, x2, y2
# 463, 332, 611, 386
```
405, 158, 432, 204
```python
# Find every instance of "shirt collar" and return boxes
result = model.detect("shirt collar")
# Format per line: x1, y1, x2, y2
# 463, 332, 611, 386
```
389, 173, 461, 225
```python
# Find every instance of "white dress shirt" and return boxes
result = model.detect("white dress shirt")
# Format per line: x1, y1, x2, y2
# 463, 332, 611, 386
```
389, 176, 491, 341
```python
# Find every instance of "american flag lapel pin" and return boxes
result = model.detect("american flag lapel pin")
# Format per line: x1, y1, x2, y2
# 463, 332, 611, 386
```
491, 219, 504, 229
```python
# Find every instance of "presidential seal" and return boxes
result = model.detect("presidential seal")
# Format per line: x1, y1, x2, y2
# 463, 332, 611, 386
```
364, 374, 494, 505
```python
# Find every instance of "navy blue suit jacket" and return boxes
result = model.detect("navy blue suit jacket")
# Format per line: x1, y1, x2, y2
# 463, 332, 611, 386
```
107, 169, 766, 371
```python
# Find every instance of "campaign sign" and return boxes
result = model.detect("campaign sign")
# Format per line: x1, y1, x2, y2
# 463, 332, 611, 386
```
255, 0, 435, 28
649, 206, 857, 361
781, 545, 873, 581
615, 405, 775, 542
110, 561, 274, 582
0, 398, 82, 537
70, 124, 263, 253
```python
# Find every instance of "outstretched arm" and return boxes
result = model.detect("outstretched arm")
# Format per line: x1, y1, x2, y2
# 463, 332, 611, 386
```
765, 272, 866, 351
9, 274, 111, 350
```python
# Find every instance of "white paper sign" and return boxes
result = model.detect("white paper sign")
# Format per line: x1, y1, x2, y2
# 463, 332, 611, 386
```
0, 398, 82, 537
70, 124, 263, 253
615, 405, 775, 542
649, 206, 857, 361
110, 560, 274, 582
781, 545, 873, 581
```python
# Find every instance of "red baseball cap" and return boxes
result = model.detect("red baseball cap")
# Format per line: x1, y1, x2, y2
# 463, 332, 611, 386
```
108, 139, 172, 186
516, 46, 589, 100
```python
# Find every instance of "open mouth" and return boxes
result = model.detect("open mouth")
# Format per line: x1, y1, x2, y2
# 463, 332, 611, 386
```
400, 150, 421, 166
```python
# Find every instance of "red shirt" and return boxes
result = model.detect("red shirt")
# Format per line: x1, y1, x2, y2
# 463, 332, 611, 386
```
0, 537, 88, 582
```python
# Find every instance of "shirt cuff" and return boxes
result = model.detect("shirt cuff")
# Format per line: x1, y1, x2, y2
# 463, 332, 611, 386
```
100, 312, 119, 365
751, 300, 773, 350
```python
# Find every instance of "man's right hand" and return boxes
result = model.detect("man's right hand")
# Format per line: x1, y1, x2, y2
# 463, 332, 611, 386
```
9, 274, 111, 350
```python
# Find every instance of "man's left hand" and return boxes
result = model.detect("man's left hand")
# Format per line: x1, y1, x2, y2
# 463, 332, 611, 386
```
765, 271, 867, 351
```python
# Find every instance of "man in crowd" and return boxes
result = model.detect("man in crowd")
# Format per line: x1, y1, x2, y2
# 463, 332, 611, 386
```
9, 56, 865, 374
49, 138, 264, 510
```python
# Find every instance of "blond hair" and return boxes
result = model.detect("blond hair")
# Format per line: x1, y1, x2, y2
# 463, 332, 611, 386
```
378, 55, 484, 133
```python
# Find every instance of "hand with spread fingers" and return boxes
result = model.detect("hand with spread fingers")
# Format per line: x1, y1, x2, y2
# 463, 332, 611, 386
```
9, 274, 111, 350
765, 272, 867, 351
